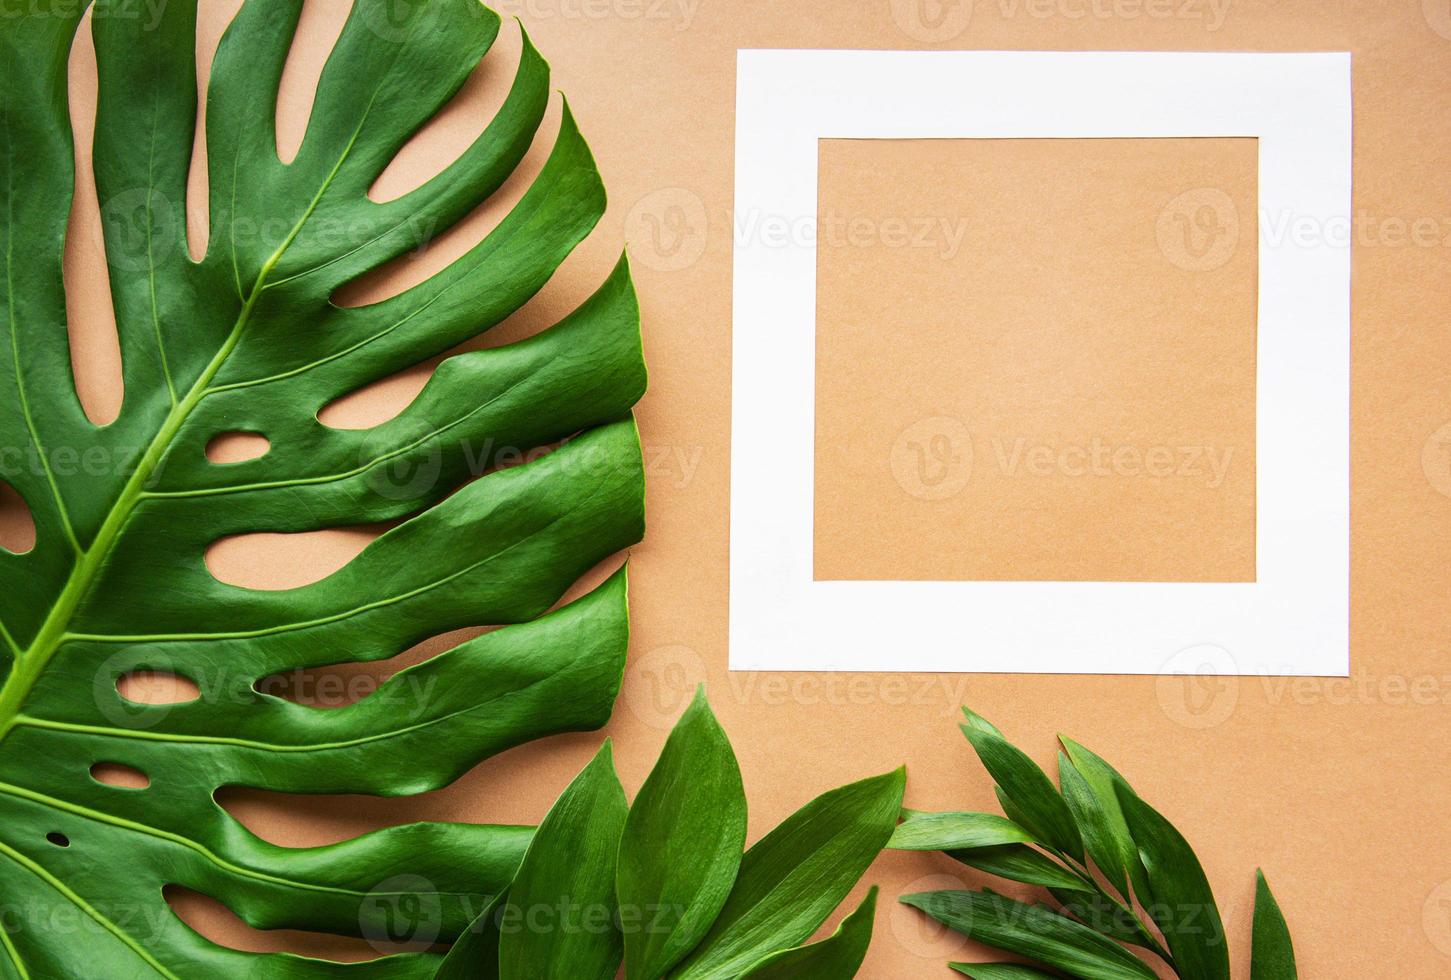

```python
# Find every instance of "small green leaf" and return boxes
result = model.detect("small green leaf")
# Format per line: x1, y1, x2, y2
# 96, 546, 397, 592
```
737, 887, 878, 979
961, 716, 1083, 861
1058, 751, 1130, 898
1060, 738, 1149, 899
617, 687, 747, 980
498, 741, 629, 980
434, 891, 505, 980
669, 767, 906, 980
889, 810, 1034, 851
995, 786, 1040, 839
1251, 871, 1298, 980
901, 890, 1158, 980
949, 965, 1061, 979
1114, 784, 1229, 980
948, 845, 1089, 892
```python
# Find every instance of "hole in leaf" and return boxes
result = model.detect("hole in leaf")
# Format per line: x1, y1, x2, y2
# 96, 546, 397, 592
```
0, 482, 36, 554
165, 885, 427, 960
185, 0, 245, 260
219, 720, 597, 846
116, 671, 200, 706
205, 525, 387, 591
46, 832, 69, 848
254, 624, 490, 710
216, 766, 550, 850
227, 562, 622, 845
315, 361, 438, 430
273, 0, 348, 165
205, 431, 271, 464
64, 14, 124, 426
90, 762, 151, 790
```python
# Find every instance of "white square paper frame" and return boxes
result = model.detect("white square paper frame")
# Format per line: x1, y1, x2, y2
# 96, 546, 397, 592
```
729, 50, 1352, 676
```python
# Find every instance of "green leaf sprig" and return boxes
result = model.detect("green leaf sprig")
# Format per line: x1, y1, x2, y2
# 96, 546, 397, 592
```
439, 689, 905, 980
898, 709, 1297, 980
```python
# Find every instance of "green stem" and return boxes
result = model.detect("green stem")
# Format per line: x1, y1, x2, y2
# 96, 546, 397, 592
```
0, 312, 250, 737
0, 242, 294, 738
0, 115, 365, 737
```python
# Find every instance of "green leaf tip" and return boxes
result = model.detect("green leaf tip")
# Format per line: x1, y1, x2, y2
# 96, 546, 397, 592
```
617, 675, 745, 980
960, 721, 1083, 863
1113, 783, 1229, 980
960, 706, 1006, 739
1251, 870, 1298, 980
670, 766, 902, 979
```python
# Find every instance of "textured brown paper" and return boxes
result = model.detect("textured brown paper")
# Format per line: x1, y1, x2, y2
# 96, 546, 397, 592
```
814, 137, 1258, 583
16, 0, 1451, 976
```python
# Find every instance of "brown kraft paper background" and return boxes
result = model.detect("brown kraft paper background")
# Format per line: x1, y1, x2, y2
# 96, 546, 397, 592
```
16, 0, 1451, 976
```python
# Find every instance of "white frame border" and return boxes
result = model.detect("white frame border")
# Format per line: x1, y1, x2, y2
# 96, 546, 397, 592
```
729, 50, 1352, 676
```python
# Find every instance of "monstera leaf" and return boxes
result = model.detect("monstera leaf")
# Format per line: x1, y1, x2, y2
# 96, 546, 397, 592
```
0, 0, 645, 975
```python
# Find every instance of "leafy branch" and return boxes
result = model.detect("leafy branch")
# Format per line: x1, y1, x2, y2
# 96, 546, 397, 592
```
435, 689, 904, 980
896, 709, 1297, 980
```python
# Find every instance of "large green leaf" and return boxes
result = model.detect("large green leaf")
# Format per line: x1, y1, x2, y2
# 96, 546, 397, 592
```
1250, 871, 1297, 980
616, 687, 747, 980
901, 890, 1159, 980
1115, 785, 1230, 980
0, 1, 645, 975
497, 742, 630, 980
736, 887, 878, 980
669, 767, 906, 980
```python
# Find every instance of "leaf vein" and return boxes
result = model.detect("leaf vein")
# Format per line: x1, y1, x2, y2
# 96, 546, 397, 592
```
0, 838, 178, 978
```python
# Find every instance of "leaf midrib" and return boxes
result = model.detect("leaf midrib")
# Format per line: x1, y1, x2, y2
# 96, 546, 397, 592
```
0, 109, 374, 741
